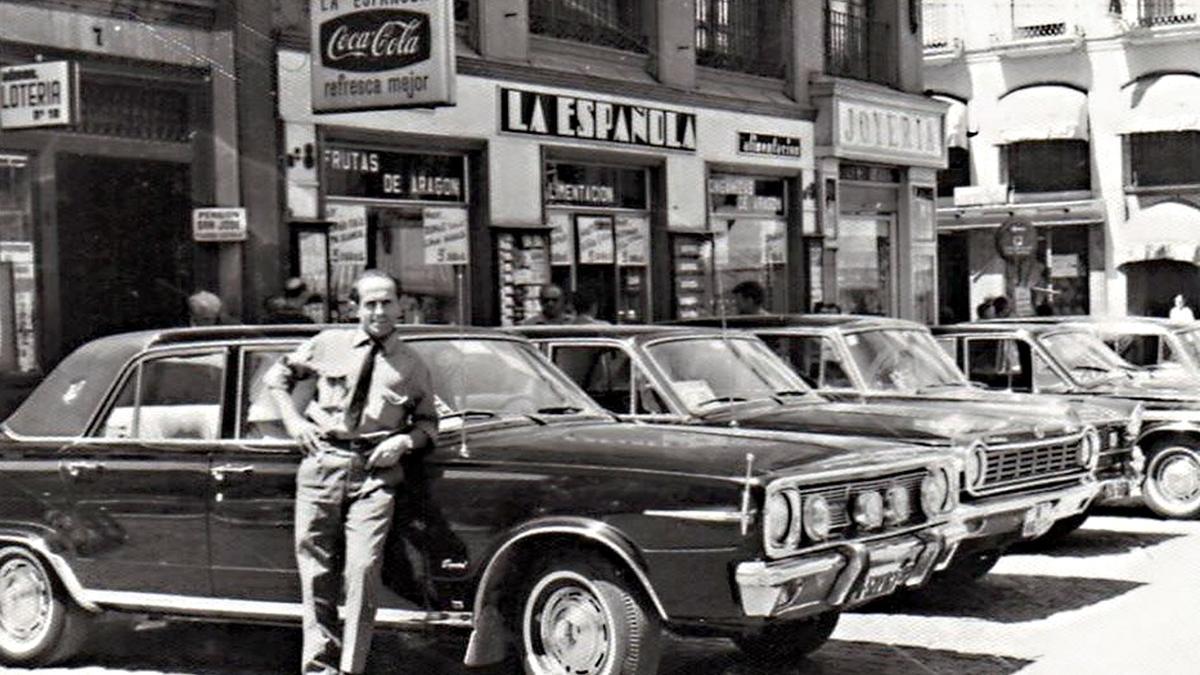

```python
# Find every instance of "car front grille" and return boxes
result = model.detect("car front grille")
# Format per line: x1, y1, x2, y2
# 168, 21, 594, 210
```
801, 470, 927, 533
977, 434, 1088, 495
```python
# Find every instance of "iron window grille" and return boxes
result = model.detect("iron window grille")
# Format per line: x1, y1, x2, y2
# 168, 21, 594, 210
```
824, 2, 897, 87
695, 0, 787, 78
529, 0, 649, 53
1138, 0, 1198, 26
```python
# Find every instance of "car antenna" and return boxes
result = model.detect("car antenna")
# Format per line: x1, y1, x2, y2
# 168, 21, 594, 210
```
456, 265, 470, 459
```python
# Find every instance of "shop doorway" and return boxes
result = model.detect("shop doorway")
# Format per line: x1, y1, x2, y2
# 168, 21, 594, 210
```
57, 154, 192, 352
937, 232, 971, 323
1125, 260, 1200, 318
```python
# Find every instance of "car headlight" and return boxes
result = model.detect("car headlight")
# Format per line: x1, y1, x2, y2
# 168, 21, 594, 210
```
1127, 403, 1145, 438
884, 485, 911, 525
803, 494, 832, 541
962, 441, 988, 490
1079, 425, 1100, 469
765, 491, 794, 546
920, 469, 951, 516
853, 491, 885, 530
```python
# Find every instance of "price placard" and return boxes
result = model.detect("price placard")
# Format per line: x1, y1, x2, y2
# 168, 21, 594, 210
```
576, 215, 615, 264
423, 206, 469, 265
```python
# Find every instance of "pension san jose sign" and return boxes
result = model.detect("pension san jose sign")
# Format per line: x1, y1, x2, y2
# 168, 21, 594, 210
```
310, 0, 456, 113
1, 61, 79, 130
500, 87, 697, 152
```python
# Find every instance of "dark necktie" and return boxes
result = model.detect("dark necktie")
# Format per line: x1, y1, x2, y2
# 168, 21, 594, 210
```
345, 340, 383, 431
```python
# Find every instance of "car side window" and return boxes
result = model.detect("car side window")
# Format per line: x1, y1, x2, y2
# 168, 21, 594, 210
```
765, 336, 852, 389
240, 348, 306, 440
936, 337, 958, 362
99, 352, 225, 440
552, 346, 666, 415
965, 338, 1032, 391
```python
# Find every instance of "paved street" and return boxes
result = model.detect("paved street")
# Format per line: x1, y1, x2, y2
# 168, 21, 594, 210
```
14, 504, 1199, 675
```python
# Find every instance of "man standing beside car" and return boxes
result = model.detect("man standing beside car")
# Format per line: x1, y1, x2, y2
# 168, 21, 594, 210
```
265, 270, 438, 675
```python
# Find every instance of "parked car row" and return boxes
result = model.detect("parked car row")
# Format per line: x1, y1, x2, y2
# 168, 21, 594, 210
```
0, 314, 1179, 674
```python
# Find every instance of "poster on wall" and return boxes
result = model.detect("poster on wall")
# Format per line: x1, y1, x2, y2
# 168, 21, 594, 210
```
423, 206, 469, 265
0, 242, 37, 372
326, 202, 368, 304
310, 0, 457, 113
615, 215, 649, 265
548, 212, 573, 265
576, 215, 615, 264
762, 219, 787, 265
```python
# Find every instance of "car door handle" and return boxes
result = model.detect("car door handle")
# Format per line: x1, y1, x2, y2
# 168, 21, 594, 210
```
211, 464, 255, 482
61, 461, 105, 480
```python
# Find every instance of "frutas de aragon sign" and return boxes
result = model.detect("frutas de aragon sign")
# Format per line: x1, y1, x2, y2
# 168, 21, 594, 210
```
310, 0, 456, 113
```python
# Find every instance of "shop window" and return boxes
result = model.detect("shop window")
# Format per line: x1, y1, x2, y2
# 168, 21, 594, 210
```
707, 174, 789, 316
937, 147, 971, 198
529, 0, 649, 53
0, 155, 38, 373
695, 0, 786, 78
836, 216, 893, 316
374, 208, 461, 324
100, 352, 225, 440
1128, 131, 1200, 188
1006, 140, 1091, 194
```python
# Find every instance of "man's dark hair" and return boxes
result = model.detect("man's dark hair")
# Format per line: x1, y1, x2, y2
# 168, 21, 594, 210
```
349, 269, 401, 303
731, 280, 765, 306
992, 295, 1010, 314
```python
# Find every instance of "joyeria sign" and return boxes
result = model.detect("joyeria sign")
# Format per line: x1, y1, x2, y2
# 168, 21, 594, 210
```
311, 0, 456, 113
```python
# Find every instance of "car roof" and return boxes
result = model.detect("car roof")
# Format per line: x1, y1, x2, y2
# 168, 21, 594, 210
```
512, 324, 745, 342
979, 315, 1174, 335
670, 313, 921, 331
4, 324, 518, 438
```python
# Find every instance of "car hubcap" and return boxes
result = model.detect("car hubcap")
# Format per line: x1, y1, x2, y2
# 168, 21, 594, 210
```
1157, 453, 1200, 504
527, 580, 611, 675
0, 557, 52, 651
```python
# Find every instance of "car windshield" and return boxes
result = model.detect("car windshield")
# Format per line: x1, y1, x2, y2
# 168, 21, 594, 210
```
1038, 331, 1133, 385
407, 338, 604, 426
644, 336, 812, 414
1174, 327, 1200, 368
843, 329, 968, 392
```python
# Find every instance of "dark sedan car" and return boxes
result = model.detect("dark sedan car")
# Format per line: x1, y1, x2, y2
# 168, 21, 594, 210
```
673, 314, 1143, 534
0, 325, 964, 672
516, 325, 1101, 581
935, 321, 1200, 519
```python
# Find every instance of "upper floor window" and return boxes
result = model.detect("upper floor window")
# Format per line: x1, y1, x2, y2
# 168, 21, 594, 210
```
1138, 0, 1198, 27
937, 147, 971, 198
825, 1, 897, 87
1010, 1, 1068, 39
1006, 140, 1091, 194
529, 0, 649, 53
695, 0, 786, 78
1128, 132, 1200, 188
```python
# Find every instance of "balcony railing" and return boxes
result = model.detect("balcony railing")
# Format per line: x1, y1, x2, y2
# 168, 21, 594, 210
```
825, 7, 897, 87
529, 0, 648, 53
1012, 21, 1068, 39
695, 0, 786, 78
1138, 0, 1198, 27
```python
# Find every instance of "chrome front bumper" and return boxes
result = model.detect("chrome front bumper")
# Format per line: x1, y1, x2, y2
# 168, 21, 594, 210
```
734, 520, 968, 618
958, 480, 1100, 540
1095, 445, 1146, 503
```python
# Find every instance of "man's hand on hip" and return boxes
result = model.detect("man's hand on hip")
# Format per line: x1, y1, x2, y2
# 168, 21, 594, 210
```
291, 420, 325, 456
367, 434, 414, 470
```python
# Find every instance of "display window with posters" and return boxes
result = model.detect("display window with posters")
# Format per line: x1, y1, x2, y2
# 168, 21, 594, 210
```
0, 154, 38, 374
320, 143, 470, 324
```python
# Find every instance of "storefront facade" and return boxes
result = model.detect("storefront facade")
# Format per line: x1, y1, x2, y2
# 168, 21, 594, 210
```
279, 52, 815, 325
810, 77, 948, 323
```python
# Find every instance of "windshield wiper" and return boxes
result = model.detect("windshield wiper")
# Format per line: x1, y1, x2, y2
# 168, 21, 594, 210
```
441, 409, 546, 426
694, 396, 749, 409
773, 389, 811, 397
536, 405, 585, 414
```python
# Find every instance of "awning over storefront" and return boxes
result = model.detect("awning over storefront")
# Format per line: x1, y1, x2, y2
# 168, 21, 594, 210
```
1120, 74, 1200, 135
995, 86, 1089, 143
1119, 202, 1200, 266
932, 95, 969, 148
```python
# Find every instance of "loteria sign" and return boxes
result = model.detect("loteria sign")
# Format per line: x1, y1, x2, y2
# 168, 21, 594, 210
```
1, 61, 79, 130
310, 0, 456, 113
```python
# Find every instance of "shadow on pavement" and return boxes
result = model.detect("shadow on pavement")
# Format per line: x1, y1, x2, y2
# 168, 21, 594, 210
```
658, 638, 1032, 675
860, 574, 1143, 624
1012, 527, 1181, 558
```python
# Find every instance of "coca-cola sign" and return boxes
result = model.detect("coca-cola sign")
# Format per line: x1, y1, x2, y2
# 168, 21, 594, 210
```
319, 10, 431, 72
310, 0, 456, 113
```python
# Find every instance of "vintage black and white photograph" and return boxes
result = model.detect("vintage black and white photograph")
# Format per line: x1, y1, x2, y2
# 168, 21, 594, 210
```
1, 1, 1199, 673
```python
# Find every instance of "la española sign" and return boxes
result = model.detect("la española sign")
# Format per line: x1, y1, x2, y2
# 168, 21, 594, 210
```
310, 0, 456, 113
500, 87, 697, 152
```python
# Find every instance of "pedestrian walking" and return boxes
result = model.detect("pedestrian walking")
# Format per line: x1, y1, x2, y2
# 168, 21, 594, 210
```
522, 283, 572, 325
730, 280, 770, 315
569, 288, 610, 324
265, 270, 438, 675
1169, 294, 1195, 323
187, 290, 223, 326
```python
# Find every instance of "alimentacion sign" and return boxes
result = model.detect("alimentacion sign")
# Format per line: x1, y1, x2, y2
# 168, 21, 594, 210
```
310, 0, 456, 113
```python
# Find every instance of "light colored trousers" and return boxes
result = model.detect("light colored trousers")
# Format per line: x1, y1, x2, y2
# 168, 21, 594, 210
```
295, 450, 396, 675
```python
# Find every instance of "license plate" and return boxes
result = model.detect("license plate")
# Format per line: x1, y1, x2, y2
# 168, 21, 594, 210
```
1022, 501, 1056, 538
853, 568, 905, 602
1103, 482, 1130, 500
